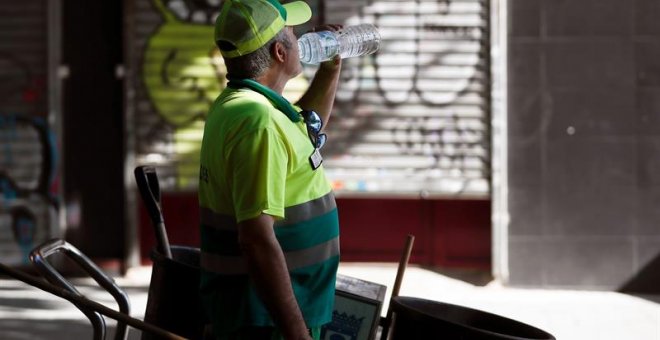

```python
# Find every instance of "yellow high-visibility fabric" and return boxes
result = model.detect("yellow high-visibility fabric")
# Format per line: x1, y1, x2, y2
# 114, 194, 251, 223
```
199, 86, 331, 224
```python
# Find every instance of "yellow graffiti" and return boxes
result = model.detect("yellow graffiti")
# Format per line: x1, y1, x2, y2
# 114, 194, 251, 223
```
143, 0, 309, 188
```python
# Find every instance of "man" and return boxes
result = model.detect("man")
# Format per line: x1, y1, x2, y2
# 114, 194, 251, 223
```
198, 0, 342, 339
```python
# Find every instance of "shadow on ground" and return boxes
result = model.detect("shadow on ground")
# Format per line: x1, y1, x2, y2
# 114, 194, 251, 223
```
619, 251, 660, 300
617, 250, 660, 309
0, 319, 145, 340
421, 266, 493, 286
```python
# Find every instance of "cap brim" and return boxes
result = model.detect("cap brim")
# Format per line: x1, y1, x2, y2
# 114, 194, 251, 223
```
283, 1, 312, 26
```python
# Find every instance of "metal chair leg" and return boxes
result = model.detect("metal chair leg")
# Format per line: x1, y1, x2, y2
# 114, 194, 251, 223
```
29, 238, 131, 340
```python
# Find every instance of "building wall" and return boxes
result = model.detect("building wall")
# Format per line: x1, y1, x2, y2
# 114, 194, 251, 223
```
507, 0, 660, 289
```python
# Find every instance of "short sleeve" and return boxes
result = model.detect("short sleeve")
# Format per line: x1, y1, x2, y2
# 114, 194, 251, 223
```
227, 127, 288, 222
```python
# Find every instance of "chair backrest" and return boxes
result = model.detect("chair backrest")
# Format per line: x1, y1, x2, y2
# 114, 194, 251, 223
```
29, 238, 131, 340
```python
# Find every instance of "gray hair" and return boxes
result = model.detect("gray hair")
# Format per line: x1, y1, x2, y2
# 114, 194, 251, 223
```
222, 29, 293, 80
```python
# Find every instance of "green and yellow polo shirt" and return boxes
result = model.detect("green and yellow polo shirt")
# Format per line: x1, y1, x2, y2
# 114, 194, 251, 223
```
198, 86, 340, 336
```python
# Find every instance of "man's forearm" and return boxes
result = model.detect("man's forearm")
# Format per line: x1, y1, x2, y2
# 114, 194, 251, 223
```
238, 215, 310, 340
296, 60, 341, 129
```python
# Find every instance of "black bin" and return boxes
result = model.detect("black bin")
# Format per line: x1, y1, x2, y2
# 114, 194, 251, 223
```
389, 296, 555, 340
142, 246, 206, 340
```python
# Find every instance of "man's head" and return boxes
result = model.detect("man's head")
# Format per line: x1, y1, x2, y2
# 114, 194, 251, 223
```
214, 0, 311, 79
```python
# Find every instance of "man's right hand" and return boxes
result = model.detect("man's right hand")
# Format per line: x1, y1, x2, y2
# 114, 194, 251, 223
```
309, 24, 343, 73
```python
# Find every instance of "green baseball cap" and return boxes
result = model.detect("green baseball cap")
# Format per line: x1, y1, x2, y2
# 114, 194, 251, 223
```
214, 0, 312, 58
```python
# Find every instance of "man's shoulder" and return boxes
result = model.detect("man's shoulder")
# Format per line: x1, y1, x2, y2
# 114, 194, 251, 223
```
207, 89, 293, 146
210, 89, 276, 125
218, 88, 272, 112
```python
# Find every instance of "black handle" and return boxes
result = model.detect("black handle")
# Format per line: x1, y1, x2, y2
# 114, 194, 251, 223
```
134, 166, 163, 224
134, 166, 172, 258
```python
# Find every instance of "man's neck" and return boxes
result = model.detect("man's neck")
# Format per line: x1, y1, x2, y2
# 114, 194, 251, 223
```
255, 67, 288, 94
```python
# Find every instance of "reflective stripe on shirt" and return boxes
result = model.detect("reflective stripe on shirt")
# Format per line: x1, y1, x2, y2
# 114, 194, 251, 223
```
201, 236, 339, 275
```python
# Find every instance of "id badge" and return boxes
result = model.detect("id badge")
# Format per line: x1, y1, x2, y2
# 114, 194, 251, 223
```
309, 148, 323, 170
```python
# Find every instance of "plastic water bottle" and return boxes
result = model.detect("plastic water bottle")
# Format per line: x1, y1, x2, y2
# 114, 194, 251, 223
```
298, 24, 381, 65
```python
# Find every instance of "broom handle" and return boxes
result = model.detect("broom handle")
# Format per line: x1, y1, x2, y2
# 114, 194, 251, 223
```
392, 234, 415, 298
380, 234, 415, 340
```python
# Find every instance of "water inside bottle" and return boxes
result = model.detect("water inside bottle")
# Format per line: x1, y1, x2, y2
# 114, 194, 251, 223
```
337, 24, 381, 59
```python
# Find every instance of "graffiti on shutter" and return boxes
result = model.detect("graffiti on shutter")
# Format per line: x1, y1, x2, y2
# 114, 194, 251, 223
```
130, 0, 490, 197
0, 2, 58, 265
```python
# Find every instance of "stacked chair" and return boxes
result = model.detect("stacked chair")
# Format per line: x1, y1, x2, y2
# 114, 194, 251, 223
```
0, 166, 202, 339
0, 239, 185, 339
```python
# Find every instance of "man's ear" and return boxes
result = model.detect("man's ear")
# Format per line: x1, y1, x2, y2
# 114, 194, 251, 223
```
272, 41, 287, 63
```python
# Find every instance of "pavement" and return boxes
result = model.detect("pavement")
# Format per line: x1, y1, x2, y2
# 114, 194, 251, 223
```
1, 262, 659, 340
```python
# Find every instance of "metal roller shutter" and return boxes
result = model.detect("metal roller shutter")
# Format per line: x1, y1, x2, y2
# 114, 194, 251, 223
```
0, 2, 57, 265
322, 0, 491, 197
128, 0, 490, 198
